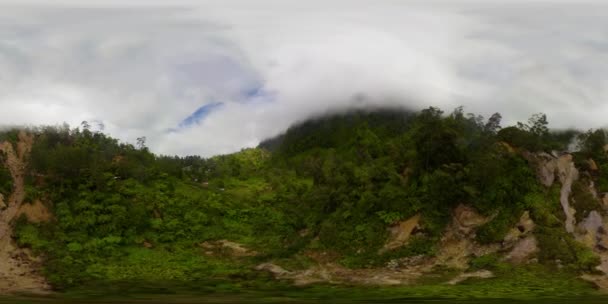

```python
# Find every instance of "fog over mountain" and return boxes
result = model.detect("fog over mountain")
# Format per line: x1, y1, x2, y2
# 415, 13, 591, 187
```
1, 0, 607, 156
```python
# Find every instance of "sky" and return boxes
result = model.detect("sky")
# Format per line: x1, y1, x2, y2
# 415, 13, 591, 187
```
0, 0, 607, 156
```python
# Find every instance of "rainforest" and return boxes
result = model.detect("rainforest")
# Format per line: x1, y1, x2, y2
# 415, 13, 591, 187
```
1, 107, 608, 303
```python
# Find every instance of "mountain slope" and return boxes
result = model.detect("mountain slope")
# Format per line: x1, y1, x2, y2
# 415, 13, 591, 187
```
0, 107, 607, 296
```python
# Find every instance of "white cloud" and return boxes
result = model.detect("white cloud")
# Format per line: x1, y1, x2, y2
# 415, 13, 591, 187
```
0, 1, 607, 156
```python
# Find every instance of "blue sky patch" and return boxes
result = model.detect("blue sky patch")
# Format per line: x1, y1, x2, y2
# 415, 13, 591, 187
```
178, 102, 224, 129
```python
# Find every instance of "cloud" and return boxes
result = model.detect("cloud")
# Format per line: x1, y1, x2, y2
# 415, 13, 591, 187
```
0, 1, 607, 156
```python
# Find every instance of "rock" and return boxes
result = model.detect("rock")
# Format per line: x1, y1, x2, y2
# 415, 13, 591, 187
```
255, 263, 291, 276
388, 255, 426, 270
523, 151, 558, 187
556, 154, 579, 233
386, 259, 399, 270
447, 270, 494, 285
453, 204, 489, 235
199, 240, 258, 257
589, 159, 599, 171
518, 211, 536, 233
581, 274, 608, 291
503, 228, 521, 245
505, 211, 536, 244
577, 211, 604, 248
381, 214, 420, 253
434, 205, 496, 270
503, 211, 536, 247
505, 236, 538, 264
0, 193, 5, 209
523, 151, 581, 235
589, 180, 599, 199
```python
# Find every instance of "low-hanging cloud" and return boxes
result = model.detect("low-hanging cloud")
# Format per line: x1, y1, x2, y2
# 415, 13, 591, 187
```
0, 1, 607, 156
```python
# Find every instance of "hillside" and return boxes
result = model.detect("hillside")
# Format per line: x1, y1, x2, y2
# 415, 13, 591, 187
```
1, 107, 608, 298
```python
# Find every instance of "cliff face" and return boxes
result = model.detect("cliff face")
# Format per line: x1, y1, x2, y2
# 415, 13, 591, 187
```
523, 150, 608, 289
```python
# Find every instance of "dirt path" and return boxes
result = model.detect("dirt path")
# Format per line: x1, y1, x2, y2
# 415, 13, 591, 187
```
0, 132, 50, 294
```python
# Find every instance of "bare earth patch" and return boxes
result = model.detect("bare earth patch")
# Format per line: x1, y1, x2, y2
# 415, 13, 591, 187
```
0, 132, 51, 294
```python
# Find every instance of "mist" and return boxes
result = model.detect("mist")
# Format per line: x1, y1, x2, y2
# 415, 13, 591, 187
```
0, 1, 607, 156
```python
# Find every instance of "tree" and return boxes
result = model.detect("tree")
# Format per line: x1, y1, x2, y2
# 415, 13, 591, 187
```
81, 121, 91, 131
413, 107, 462, 171
528, 113, 549, 137
484, 113, 502, 134
578, 129, 607, 160
136, 137, 147, 150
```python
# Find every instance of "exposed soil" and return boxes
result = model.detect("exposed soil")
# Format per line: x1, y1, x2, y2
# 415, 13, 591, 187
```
0, 132, 50, 294
381, 213, 420, 253
258, 204, 500, 286
18, 200, 52, 224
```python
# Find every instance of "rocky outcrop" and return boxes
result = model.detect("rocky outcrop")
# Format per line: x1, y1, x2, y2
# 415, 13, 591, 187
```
582, 255, 608, 291
576, 211, 604, 248
557, 154, 579, 233
504, 211, 535, 245
505, 236, 539, 264
499, 211, 539, 264
523, 152, 558, 187
524, 152, 578, 233
435, 204, 497, 269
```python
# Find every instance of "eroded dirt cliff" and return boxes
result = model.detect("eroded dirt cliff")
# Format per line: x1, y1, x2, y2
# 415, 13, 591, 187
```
0, 132, 50, 294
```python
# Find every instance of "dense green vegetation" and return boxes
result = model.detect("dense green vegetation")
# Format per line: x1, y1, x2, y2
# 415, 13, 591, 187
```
2, 107, 608, 295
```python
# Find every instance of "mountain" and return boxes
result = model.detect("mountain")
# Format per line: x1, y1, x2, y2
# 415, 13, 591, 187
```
0, 107, 607, 298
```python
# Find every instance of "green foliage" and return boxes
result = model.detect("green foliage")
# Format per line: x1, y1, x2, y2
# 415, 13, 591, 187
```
376, 210, 403, 225
0, 128, 20, 146
571, 180, 602, 222
0, 160, 12, 197
496, 113, 567, 151
536, 226, 600, 271
476, 209, 520, 244
469, 253, 500, 271
597, 162, 608, 193
7, 107, 606, 292
578, 129, 607, 160
15, 220, 49, 252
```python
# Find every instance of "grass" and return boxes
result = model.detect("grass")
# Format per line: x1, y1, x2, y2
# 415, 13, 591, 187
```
84, 246, 253, 282
50, 261, 604, 302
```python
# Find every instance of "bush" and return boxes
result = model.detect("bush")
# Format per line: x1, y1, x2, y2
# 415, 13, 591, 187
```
469, 253, 500, 270
476, 209, 521, 244
570, 180, 602, 222
536, 226, 600, 271
0, 163, 12, 197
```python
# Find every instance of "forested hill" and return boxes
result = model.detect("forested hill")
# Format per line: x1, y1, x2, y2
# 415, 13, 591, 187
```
1, 107, 608, 296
